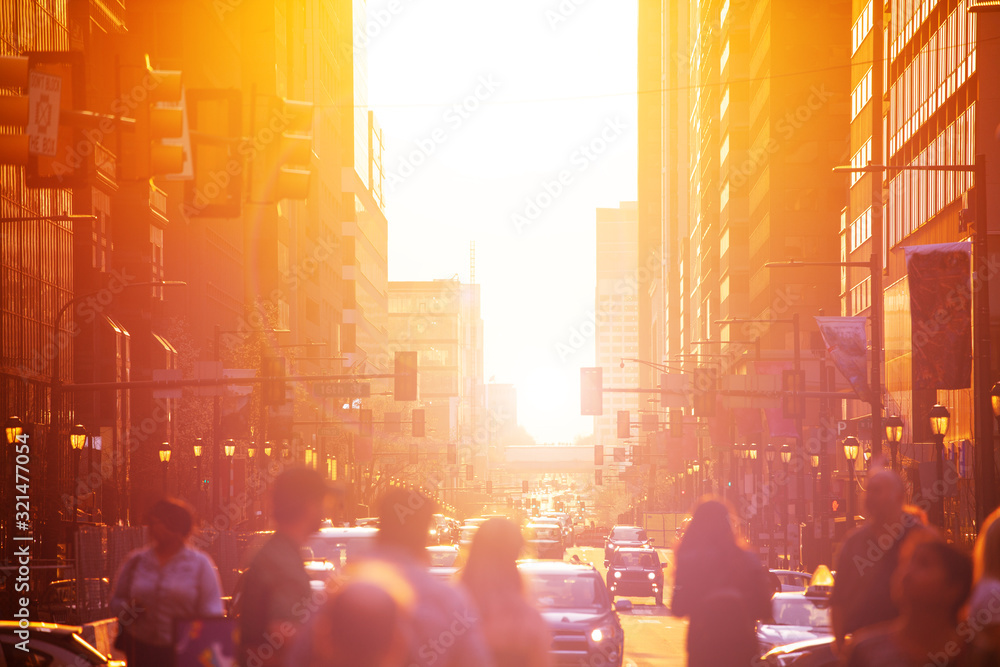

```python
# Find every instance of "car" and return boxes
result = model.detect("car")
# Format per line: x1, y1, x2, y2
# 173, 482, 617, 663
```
427, 545, 461, 581
518, 560, 628, 667
605, 547, 667, 605
524, 522, 565, 559
604, 525, 651, 562
305, 526, 378, 567
770, 570, 812, 593
756, 566, 836, 657
0, 621, 125, 666
755, 636, 836, 667
35, 578, 111, 625
430, 514, 455, 545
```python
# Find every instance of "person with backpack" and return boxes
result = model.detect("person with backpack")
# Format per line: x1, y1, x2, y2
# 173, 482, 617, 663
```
671, 498, 771, 667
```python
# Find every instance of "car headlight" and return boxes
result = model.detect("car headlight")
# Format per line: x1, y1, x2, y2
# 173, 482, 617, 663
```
589, 623, 617, 644
613, 571, 621, 579
590, 627, 604, 642
647, 572, 656, 580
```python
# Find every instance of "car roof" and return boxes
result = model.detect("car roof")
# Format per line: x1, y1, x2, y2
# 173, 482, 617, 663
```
426, 545, 459, 552
771, 569, 810, 577
610, 525, 644, 531
0, 621, 82, 634
517, 559, 597, 575
612, 547, 656, 554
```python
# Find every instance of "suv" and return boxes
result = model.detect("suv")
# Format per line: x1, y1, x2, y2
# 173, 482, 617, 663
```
524, 522, 564, 559
519, 560, 628, 667
604, 525, 651, 563
605, 547, 666, 605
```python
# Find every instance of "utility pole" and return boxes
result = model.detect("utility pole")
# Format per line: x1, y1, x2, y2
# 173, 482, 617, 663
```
870, 2, 885, 461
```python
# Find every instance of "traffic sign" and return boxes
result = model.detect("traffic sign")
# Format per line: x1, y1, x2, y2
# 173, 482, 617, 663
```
311, 381, 370, 398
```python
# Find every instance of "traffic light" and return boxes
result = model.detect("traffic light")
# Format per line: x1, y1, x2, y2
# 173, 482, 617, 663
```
359, 409, 373, 437
394, 351, 418, 401
692, 367, 716, 417
251, 97, 314, 201
594, 444, 603, 466
123, 55, 183, 179
412, 409, 425, 437
595, 469, 603, 485
465, 464, 474, 481
184, 88, 242, 218
617, 410, 630, 439
783, 369, 806, 419
447, 443, 457, 465
409, 444, 418, 465
522, 480, 529, 493
641, 412, 658, 432
0, 56, 29, 165
580, 367, 603, 416
262, 357, 286, 406
669, 408, 683, 437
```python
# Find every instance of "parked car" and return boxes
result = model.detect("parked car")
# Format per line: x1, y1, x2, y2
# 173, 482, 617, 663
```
756, 566, 835, 657
604, 525, 651, 563
524, 522, 565, 559
518, 560, 628, 667
427, 545, 461, 582
0, 621, 125, 666
35, 578, 110, 625
605, 547, 667, 605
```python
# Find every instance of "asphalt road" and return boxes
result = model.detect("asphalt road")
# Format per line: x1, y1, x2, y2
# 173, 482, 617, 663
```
568, 547, 688, 667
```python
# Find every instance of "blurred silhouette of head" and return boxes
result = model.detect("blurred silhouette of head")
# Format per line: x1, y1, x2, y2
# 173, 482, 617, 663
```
272, 467, 331, 542
311, 581, 406, 667
864, 468, 905, 525
462, 518, 524, 601
377, 487, 435, 557
975, 506, 1000, 583
894, 532, 972, 621
678, 498, 736, 556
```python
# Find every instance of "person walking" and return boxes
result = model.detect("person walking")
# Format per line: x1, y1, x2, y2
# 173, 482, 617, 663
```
303, 581, 410, 667
971, 507, 1000, 625
110, 498, 223, 667
671, 498, 771, 667
844, 533, 973, 666
238, 466, 336, 667
367, 487, 495, 667
831, 468, 927, 650
460, 518, 550, 667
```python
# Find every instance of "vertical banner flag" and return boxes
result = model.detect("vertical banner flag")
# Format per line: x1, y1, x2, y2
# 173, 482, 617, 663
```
904, 242, 972, 389
815, 316, 870, 403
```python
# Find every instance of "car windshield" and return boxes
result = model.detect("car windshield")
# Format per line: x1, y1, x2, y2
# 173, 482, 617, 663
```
428, 550, 459, 567
613, 551, 657, 569
772, 597, 831, 628
527, 526, 560, 540
611, 527, 646, 541
523, 572, 609, 610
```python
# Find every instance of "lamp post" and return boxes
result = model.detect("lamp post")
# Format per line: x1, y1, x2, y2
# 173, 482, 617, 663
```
193, 438, 204, 509
843, 436, 860, 529
780, 444, 792, 567
749, 442, 760, 550
885, 415, 904, 472
929, 404, 950, 527
223, 440, 235, 508
764, 444, 777, 565
159, 443, 172, 495
69, 424, 87, 525
5, 416, 24, 445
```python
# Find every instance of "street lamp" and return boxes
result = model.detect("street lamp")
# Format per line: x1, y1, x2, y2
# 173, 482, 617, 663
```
780, 444, 792, 465
749, 443, 759, 461
863, 446, 872, 468
885, 415, 904, 471
263, 441, 272, 458
765, 444, 776, 464
159, 443, 172, 496
223, 440, 235, 507
247, 446, 256, 459
159, 445, 172, 463
69, 424, 87, 525
810, 453, 820, 469
6, 416, 24, 445
929, 404, 950, 527
224, 440, 236, 458
843, 436, 860, 529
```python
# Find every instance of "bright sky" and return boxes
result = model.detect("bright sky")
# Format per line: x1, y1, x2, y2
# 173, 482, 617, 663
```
367, 0, 638, 444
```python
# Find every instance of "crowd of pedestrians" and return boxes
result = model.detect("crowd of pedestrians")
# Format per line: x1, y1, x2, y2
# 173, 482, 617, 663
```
110, 464, 1000, 667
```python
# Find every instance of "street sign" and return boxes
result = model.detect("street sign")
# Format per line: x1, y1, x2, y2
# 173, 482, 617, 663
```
27, 71, 60, 156
311, 381, 370, 398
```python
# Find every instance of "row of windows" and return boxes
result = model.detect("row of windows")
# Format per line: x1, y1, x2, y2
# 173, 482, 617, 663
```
851, 68, 873, 121
850, 207, 873, 253
887, 105, 975, 247
851, 276, 872, 316
850, 138, 872, 187
852, 2, 874, 55
889, 5, 975, 155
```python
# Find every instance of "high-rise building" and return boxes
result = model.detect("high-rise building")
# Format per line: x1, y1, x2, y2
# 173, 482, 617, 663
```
595, 202, 641, 447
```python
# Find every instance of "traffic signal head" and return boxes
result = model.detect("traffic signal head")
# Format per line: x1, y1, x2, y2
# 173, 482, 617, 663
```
692, 367, 717, 417
465, 464, 474, 481
394, 351, 418, 401
617, 410, 630, 439
141, 55, 184, 178
359, 409, 373, 437
251, 97, 314, 201
262, 357, 286, 406
595, 469, 603, 485
412, 409, 425, 437
641, 412, 658, 432
580, 367, 603, 416
669, 409, 683, 437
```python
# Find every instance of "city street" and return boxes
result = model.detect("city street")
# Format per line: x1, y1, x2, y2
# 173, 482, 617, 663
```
568, 547, 688, 667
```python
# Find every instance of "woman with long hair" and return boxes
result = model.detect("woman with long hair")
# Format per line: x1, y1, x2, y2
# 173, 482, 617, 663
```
460, 518, 550, 667
671, 498, 771, 667
971, 507, 1000, 623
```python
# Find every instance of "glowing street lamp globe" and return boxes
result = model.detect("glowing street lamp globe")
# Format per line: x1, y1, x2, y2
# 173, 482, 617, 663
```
929, 404, 950, 437
69, 424, 87, 451
842, 436, 860, 462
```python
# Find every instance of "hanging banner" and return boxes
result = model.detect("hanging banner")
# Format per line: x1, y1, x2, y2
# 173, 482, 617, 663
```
815, 316, 870, 403
753, 361, 798, 438
904, 242, 972, 389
